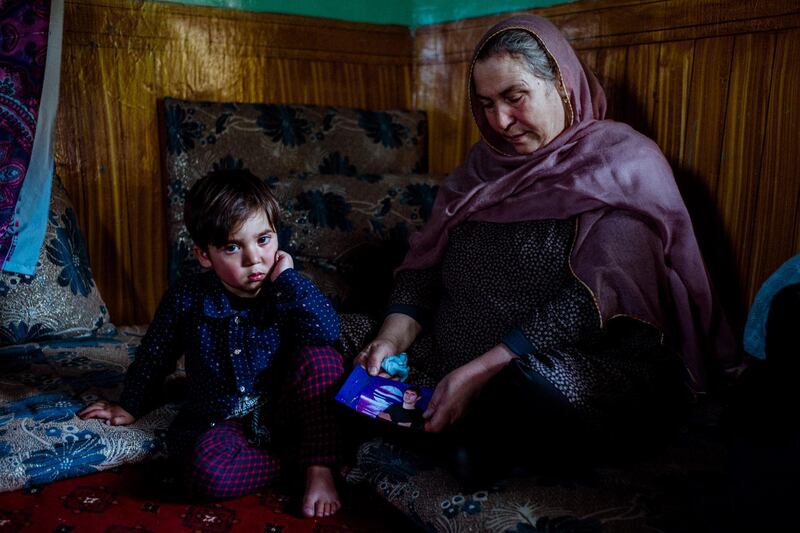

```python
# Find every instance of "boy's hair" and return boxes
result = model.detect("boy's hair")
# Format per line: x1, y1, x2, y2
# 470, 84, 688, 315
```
184, 168, 281, 250
405, 386, 421, 396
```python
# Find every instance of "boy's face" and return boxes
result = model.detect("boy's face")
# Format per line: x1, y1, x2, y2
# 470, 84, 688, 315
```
403, 389, 420, 406
194, 210, 278, 298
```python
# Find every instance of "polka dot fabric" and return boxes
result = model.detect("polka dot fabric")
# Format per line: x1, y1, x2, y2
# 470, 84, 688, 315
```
383, 217, 681, 420
119, 268, 340, 428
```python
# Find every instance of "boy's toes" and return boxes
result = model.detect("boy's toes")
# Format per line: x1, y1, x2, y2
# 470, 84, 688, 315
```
303, 465, 341, 517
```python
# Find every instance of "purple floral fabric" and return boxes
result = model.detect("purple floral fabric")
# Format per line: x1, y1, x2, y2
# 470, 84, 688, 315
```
0, 0, 51, 268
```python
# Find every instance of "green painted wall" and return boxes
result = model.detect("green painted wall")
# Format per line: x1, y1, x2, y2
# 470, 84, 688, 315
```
156, 0, 572, 26
411, 0, 564, 26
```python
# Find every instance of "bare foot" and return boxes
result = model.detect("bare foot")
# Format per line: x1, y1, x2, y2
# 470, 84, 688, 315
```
302, 465, 341, 518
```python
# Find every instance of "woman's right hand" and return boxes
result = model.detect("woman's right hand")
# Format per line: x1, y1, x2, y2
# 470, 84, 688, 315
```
354, 313, 423, 377
355, 338, 398, 377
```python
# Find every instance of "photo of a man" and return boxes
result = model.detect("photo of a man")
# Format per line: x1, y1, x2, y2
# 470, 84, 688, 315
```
377, 386, 425, 429
336, 366, 433, 430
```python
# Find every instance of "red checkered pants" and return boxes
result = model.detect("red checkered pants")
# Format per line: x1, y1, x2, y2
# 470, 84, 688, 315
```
184, 346, 344, 500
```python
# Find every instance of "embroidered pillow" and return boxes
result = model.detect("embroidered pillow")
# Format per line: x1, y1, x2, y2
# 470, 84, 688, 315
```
161, 98, 436, 312
0, 177, 114, 345
163, 98, 428, 179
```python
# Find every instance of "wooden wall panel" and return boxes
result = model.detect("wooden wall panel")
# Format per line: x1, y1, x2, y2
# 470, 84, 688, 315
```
55, 0, 414, 325
653, 41, 694, 166
681, 36, 734, 200
747, 30, 800, 302
716, 33, 775, 321
54, 0, 800, 334
415, 0, 800, 334
593, 47, 628, 125
415, 61, 475, 173
678, 36, 736, 324
623, 44, 659, 137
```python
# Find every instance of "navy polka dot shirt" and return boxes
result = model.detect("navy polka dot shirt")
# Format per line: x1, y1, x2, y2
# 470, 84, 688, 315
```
118, 268, 340, 421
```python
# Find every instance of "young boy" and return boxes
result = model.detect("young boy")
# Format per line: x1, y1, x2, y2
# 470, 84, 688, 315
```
78, 169, 344, 517
378, 386, 424, 429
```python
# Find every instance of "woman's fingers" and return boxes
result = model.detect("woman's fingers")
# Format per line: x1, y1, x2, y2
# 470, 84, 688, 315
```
424, 407, 447, 433
354, 347, 374, 370
365, 348, 388, 376
423, 383, 443, 420
356, 343, 389, 376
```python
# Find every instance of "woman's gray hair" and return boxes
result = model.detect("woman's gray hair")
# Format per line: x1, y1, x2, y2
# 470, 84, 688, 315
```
476, 29, 557, 81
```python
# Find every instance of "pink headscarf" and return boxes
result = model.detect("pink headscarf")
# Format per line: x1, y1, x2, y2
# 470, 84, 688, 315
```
399, 14, 738, 391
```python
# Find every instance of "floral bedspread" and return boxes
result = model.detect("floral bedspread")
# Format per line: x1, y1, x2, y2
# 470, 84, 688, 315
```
348, 421, 729, 532
0, 327, 177, 493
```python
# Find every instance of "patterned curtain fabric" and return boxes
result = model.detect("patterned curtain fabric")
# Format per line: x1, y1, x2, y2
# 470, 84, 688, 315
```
0, 0, 52, 269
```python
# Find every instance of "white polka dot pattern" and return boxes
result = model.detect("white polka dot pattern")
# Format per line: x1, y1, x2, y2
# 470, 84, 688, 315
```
119, 268, 339, 424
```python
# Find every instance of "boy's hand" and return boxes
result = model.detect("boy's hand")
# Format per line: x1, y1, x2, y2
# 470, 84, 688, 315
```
77, 401, 135, 426
270, 250, 294, 282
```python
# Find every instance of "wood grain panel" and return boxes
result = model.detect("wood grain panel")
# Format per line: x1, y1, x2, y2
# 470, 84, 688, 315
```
653, 41, 694, 166
678, 36, 736, 322
594, 47, 628, 121
415, 61, 475, 175
681, 36, 734, 200
416, 0, 800, 59
716, 32, 776, 321
576, 49, 597, 76
624, 44, 659, 137
747, 30, 800, 302
55, 0, 414, 324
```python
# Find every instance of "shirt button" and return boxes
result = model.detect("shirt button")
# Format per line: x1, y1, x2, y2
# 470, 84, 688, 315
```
233, 349, 241, 355
239, 386, 245, 393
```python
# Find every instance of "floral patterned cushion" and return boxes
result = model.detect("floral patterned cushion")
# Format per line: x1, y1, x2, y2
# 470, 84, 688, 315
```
0, 328, 177, 493
0, 177, 114, 346
161, 98, 438, 313
348, 420, 729, 532
163, 98, 428, 179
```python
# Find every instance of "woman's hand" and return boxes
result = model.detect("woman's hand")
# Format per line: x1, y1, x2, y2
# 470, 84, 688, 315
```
423, 344, 516, 433
355, 338, 398, 377
77, 401, 136, 426
270, 250, 294, 282
423, 361, 489, 432
354, 313, 423, 377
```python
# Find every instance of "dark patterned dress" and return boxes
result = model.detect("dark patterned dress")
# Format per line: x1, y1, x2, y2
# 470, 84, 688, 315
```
341, 216, 685, 428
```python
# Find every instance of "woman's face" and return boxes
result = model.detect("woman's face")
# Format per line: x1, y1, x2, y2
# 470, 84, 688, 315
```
473, 51, 567, 155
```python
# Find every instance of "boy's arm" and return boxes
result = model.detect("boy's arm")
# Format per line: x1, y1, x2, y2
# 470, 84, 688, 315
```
117, 283, 187, 418
271, 268, 340, 346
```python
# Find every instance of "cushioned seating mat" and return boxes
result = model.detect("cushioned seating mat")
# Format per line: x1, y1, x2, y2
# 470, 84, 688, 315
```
0, 327, 177, 492
347, 409, 731, 532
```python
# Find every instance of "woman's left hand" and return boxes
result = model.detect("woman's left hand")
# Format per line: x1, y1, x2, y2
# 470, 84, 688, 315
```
423, 344, 516, 433
422, 361, 488, 433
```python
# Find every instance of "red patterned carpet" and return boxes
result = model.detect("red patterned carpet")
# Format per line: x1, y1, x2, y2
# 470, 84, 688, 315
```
0, 461, 411, 532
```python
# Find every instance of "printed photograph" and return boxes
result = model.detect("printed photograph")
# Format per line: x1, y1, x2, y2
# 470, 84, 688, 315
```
336, 366, 433, 430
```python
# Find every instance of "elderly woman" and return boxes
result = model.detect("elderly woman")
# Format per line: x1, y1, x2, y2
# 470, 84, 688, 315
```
344, 15, 739, 474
